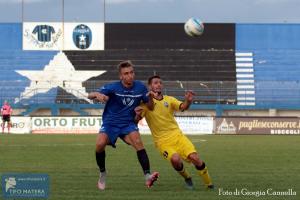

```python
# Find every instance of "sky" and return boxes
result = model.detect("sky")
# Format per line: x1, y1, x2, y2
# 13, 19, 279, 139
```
0, 0, 299, 23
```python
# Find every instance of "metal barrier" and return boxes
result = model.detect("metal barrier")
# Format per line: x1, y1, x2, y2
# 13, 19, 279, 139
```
1, 80, 300, 108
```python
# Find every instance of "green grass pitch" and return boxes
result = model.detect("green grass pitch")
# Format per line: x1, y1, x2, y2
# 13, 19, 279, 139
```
0, 134, 299, 200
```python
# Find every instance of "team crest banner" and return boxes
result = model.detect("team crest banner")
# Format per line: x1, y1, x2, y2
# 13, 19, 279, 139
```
23, 22, 63, 50
64, 23, 104, 50
23, 22, 104, 50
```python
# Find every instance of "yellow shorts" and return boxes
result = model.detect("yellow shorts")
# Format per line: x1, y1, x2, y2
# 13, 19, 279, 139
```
155, 134, 197, 162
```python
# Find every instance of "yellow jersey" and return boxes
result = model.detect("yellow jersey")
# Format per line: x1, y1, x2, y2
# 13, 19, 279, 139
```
140, 95, 183, 144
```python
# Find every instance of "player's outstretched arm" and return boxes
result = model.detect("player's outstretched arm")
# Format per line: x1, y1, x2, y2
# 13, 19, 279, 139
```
180, 90, 195, 111
134, 106, 144, 124
88, 92, 109, 103
145, 91, 158, 110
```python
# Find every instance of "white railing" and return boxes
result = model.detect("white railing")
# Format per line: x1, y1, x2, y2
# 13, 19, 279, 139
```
1, 80, 300, 106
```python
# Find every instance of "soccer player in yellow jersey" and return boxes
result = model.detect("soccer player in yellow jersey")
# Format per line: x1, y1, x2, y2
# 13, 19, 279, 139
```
134, 75, 214, 190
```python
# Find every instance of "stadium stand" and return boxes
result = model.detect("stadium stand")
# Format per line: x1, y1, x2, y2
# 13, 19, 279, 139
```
1, 23, 237, 114
64, 49, 237, 104
236, 24, 300, 107
0, 50, 57, 104
254, 49, 300, 106
0, 23, 58, 107
4, 23, 300, 115
64, 23, 237, 105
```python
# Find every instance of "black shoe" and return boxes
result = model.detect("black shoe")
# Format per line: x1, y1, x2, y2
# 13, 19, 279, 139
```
207, 184, 214, 189
185, 178, 194, 190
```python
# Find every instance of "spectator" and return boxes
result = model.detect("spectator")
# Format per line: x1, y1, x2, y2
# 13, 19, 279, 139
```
1, 101, 13, 134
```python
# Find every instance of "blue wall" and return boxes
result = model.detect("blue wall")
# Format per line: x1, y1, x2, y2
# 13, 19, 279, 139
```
236, 24, 300, 50
0, 23, 22, 50
236, 24, 300, 106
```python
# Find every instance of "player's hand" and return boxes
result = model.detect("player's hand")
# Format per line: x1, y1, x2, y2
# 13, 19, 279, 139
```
185, 90, 195, 102
147, 91, 159, 98
134, 106, 143, 116
95, 93, 109, 103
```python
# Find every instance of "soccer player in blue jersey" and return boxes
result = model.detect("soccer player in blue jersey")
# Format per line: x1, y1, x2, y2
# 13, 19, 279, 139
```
88, 60, 159, 190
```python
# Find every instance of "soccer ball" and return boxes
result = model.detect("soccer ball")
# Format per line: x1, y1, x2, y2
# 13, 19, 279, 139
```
184, 17, 204, 37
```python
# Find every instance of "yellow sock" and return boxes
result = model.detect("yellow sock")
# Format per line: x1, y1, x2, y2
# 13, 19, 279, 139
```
177, 167, 191, 180
197, 166, 213, 187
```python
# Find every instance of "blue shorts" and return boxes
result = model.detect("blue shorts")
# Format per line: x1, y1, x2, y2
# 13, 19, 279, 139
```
99, 123, 139, 146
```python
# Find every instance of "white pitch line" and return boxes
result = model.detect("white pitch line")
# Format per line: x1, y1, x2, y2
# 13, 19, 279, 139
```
191, 139, 207, 143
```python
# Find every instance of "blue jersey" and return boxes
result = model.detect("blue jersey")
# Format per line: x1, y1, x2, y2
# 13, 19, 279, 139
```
32, 25, 55, 42
98, 80, 149, 127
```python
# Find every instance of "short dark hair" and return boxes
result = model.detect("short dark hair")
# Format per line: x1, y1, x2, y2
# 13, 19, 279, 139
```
118, 60, 133, 72
148, 75, 161, 85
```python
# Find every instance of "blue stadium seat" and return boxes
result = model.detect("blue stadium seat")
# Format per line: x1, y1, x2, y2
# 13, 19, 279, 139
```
0, 50, 57, 104
254, 50, 300, 106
